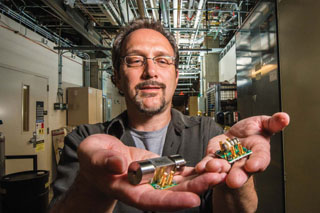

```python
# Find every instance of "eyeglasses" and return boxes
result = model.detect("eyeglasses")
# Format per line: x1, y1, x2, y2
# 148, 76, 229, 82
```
122, 55, 175, 68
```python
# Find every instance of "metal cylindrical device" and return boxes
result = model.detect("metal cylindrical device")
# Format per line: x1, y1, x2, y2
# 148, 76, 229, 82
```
128, 160, 155, 185
128, 155, 186, 185
168, 154, 187, 169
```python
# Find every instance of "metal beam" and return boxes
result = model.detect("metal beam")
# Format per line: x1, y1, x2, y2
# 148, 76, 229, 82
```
137, 0, 149, 18
177, 83, 193, 86
150, 0, 158, 20
54, 46, 112, 51
179, 48, 222, 52
174, 91, 199, 94
40, 0, 109, 54
53, 46, 222, 53
94, 26, 238, 32
178, 76, 198, 79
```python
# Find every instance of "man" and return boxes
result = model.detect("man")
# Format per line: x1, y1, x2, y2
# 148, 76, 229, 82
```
50, 19, 289, 212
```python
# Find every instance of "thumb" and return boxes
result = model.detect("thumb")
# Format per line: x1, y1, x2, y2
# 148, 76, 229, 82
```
81, 149, 128, 175
104, 152, 128, 174
262, 112, 290, 134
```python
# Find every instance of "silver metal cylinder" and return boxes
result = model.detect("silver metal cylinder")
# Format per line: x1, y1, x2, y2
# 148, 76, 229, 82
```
128, 155, 186, 185
128, 160, 155, 185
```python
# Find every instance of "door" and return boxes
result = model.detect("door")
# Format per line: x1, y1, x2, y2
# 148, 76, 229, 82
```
0, 67, 48, 174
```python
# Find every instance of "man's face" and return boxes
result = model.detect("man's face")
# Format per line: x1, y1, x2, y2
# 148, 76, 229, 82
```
115, 29, 178, 115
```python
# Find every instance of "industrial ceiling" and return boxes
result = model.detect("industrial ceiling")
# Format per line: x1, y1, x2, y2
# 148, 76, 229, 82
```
0, 0, 258, 96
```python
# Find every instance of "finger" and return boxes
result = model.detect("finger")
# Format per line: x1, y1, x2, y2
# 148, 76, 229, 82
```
89, 149, 127, 174
178, 166, 197, 177
206, 135, 230, 155
245, 143, 270, 173
137, 190, 201, 211
105, 155, 128, 174
171, 172, 227, 195
195, 155, 215, 173
119, 180, 201, 211
128, 146, 159, 162
205, 159, 231, 173
195, 156, 231, 174
240, 135, 271, 173
225, 159, 249, 188
262, 112, 290, 134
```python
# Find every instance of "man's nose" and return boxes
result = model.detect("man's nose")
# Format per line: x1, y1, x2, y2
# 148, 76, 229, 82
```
142, 58, 158, 78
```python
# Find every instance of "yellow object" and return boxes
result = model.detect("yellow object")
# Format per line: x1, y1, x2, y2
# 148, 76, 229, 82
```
167, 171, 175, 185
230, 146, 236, 158
238, 144, 244, 155
219, 141, 224, 151
35, 140, 45, 152
160, 172, 168, 188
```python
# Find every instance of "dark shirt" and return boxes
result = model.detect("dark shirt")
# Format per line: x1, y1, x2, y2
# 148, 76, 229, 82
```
50, 108, 223, 212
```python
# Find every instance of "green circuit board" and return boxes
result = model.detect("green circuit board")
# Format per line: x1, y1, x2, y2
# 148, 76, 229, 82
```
215, 144, 252, 163
150, 181, 177, 190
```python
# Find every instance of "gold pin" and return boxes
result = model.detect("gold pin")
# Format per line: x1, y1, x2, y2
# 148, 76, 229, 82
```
154, 167, 164, 183
238, 144, 244, 155
219, 141, 224, 151
167, 170, 175, 185
231, 146, 236, 158
160, 172, 168, 188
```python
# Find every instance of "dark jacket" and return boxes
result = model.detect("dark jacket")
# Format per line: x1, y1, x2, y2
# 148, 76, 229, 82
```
50, 108, 223, 212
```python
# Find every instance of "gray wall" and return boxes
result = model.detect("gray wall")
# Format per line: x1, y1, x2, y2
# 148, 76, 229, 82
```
277, 0, 320, 212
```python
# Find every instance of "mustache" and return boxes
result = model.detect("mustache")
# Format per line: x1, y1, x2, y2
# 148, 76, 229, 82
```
135, 80, 166, 90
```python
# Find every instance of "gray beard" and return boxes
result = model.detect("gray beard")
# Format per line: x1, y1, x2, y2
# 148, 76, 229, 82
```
133, 91, 167, 116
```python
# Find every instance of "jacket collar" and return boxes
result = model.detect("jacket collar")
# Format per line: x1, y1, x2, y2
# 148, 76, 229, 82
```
104, 108, 200, 139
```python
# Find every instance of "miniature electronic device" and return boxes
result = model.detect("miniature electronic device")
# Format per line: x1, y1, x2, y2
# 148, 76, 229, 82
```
128, 154, 186, 190
215, 137, 252, 163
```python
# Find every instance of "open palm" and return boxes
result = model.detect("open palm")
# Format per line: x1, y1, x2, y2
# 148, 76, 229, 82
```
77, 134, 228, 212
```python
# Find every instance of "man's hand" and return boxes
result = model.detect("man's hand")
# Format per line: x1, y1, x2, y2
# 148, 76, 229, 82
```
77, 134, 228, 212
196, 112, 290, 188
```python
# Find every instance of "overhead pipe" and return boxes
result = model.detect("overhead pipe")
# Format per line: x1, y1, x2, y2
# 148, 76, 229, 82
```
116, 0, 135, 23
94, 26, 237, 32
178, 76, 198, 79
186, 0, 207, 69
193, 0, 205, 29
160, 0, 169, 27
175, 88, 191, 91
147, 6, 249, 14
179, 69, 201, 73
129, 0, 139, 18
214, 14, 237, 40
143, 0, 150, 18
173, 0, 178, 28
166, 0, 171, 31
199, 56, 203, 96
207, 1, 238, 6
57, 50, 66, 105
83, 53, 91, 87
0, 3, 72, 47
177, 83, 193, 86
149, 0, 158, 20
177, 0, 182, 28
175, 0, 182, 44
174, 91, 199, 94
187, 0, 195, 28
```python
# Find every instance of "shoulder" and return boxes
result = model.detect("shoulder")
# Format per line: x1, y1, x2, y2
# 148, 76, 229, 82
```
170, 108, 223, 145
171, 108, 221, 131
66, 123, 107, 144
